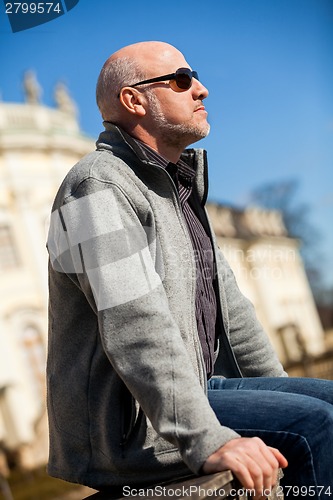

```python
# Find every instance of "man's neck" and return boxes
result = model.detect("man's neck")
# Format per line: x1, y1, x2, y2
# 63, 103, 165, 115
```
138, 137, 182, 164
120, 125, 183, 164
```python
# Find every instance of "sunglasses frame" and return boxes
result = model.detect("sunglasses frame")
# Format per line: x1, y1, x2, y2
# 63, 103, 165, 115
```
117, 68, 199, 98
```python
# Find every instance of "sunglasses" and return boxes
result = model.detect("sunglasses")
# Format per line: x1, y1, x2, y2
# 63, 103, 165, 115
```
118, 68, 199, 97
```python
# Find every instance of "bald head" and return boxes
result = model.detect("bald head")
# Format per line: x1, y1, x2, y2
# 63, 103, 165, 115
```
96, 41, 187, 123
110, 41, 184, 71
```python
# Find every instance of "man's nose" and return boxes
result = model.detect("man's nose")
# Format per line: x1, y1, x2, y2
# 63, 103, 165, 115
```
193, 78, 209, 100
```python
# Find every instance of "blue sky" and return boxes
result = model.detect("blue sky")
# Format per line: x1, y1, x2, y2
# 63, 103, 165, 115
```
0, 0, 332, 286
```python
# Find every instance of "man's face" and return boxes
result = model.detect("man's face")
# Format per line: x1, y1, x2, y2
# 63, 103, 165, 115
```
142, 49, 210, 149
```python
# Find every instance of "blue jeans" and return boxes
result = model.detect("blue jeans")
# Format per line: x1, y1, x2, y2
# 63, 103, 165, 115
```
208, 377, 333, 499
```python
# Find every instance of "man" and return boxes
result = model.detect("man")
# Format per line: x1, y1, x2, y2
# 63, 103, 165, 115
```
47, 41, 333, 498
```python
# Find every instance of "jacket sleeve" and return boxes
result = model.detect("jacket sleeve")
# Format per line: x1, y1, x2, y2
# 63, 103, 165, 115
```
48, 179, 241, 474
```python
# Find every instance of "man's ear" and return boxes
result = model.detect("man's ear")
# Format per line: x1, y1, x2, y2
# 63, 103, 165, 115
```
119, 88, 147, 117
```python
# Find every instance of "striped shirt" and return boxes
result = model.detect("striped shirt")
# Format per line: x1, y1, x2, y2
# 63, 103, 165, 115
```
130, 137, 217, 377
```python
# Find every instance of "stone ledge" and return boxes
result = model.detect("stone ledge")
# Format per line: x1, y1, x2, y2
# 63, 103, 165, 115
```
84, 469, 284, 499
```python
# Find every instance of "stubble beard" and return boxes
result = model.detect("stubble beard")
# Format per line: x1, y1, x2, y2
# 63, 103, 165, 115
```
146, 92, 210, 150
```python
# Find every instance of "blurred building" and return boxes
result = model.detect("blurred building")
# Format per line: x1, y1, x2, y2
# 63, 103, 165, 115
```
0, 73, 94, 471
0, 75, 326, 472
207, 204, 325, 365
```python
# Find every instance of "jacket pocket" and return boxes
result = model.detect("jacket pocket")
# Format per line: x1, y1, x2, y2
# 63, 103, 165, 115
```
120, 384, 138, 447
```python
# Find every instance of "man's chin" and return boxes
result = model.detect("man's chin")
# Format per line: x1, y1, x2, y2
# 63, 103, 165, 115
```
202, 124, 211, 137
192, 124, 210, 142
154, 121, 210, 149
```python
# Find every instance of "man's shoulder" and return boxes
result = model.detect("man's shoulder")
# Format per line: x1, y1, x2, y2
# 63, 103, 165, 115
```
52, 148, 139, 210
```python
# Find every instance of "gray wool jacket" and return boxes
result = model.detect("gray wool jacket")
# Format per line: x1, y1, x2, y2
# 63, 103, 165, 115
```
47, 124, 286, 490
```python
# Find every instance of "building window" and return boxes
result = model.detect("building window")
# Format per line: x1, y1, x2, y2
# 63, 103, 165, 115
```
0, 225, 19, 271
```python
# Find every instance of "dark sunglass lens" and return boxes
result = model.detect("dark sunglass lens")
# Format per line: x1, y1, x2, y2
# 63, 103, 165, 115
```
175, 70, 192, 89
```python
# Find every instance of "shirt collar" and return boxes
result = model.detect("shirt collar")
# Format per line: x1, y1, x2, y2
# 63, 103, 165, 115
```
127, 134, 196, 181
